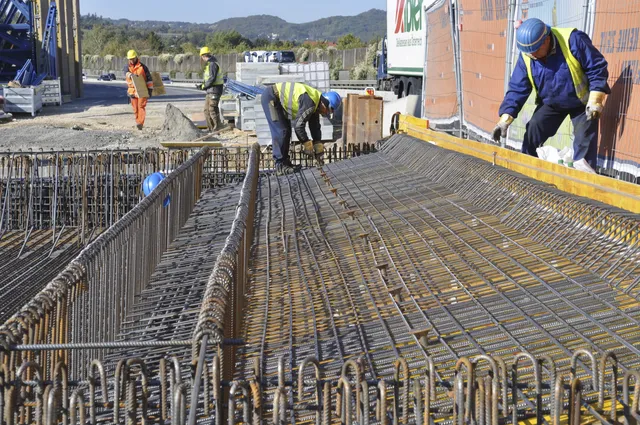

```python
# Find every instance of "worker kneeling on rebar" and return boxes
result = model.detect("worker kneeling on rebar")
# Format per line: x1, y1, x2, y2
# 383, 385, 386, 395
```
261, 82, 341, 175
492, 18, 610, 172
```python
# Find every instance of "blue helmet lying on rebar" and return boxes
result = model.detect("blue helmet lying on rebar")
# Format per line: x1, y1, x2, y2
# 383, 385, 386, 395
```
322, 91, 342, 111
516, 18, 551, 53
143, 172, 171, 207
143, 172, 165, 196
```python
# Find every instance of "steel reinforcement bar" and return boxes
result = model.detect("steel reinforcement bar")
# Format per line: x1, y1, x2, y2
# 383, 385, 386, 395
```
0, 147, 208, 381
0, 144, 375, 232
380, 135, 640, 302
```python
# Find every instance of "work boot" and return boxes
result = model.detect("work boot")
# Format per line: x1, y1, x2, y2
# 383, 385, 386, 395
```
275, 162, 298, 176
283, 159, 302, 172
136, 124, 143, 130
213, 120, 230, 133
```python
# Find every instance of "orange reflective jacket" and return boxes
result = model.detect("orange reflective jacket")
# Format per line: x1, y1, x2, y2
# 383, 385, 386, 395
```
126, 61, 153, 97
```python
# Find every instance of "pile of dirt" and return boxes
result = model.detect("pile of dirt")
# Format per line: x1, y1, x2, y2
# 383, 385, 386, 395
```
160, 103, 202, 141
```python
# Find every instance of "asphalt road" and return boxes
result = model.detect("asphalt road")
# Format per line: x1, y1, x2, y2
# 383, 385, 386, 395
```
72, 81, 205, 110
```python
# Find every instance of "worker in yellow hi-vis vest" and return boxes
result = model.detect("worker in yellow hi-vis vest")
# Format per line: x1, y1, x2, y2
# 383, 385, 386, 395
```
199, 47, 227, 132
261, 82, 342, 175
492, 18, 610, 172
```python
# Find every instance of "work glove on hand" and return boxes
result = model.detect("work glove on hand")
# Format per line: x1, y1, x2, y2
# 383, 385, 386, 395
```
302, 141, 314, 156
126, 72, 132, 79
586, 91, 606, 121
491, 114, 514, 142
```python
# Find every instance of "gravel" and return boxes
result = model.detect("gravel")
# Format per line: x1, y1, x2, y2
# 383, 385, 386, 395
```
0, 125, 154, 151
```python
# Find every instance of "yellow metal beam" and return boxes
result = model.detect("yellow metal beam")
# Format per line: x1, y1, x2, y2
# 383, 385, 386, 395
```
398, 114, 640, 214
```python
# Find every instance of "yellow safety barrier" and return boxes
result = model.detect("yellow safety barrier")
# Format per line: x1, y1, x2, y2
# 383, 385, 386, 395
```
398, 114, 640, 214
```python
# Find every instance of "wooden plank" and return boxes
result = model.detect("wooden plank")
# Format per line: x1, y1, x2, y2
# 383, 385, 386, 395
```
399, 114, 640, 214
130, 74, 149, 98
341, 97, 348, 147
160, 141, 223, 147
151, 72, 166, 96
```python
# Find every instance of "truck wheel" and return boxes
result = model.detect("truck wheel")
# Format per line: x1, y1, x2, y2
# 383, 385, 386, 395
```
397, 77, 407, 98
408, 77, 421, 95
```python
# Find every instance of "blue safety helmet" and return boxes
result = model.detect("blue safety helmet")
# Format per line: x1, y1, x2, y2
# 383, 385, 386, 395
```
142, 172, 165, 196
322, 91, 342, 112
516, 18, 551, 53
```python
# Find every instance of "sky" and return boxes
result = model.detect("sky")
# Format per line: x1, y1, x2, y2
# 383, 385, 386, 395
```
83, 0, 387, 24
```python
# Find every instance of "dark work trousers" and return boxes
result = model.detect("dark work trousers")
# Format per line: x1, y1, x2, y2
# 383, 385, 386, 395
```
261, 87, 292, 163
521, 103, 598, 170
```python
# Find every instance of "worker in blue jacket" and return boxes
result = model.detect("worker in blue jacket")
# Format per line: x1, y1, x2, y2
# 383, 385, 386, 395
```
492, 18, 610, 171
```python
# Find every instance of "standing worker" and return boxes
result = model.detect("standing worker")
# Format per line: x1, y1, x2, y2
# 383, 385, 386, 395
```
123, 50, 153, 130
199, 47, 227, 132
261, 82, 341, 175
492, 18, 609, 172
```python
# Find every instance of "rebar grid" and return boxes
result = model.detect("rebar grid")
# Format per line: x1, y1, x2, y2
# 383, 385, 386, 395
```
0, 228, 99, 324
0, 147, 208, 380
0, 144, 376, 232
4, 138, 640, 424
234, 139, 640, 424
380, 136, 640, 301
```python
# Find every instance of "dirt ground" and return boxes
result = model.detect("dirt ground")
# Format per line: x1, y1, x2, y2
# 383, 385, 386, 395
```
0, 81, 252, 151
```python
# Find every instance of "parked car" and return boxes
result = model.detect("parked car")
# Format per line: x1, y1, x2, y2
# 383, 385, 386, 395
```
97, 74, 111, 81
108, 73, 116, 80
161, 76, 172, 85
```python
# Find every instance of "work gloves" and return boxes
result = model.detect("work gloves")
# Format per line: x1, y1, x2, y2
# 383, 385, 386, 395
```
303, 141, 325, 166
491, 114, 514, 142
586, 91, 606, 121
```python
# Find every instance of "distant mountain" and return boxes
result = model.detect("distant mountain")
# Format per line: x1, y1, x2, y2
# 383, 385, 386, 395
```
81, 9, 386, 42
211, 9, 386, 41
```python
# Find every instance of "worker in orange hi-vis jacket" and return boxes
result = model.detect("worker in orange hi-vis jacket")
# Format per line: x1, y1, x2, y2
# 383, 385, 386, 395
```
123, 50, 153, 130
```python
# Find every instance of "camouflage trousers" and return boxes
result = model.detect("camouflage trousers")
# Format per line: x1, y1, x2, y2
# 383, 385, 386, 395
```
204, 93, 223, 131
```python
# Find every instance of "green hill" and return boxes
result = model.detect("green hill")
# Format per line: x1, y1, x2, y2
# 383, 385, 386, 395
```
81, 9, 386, 42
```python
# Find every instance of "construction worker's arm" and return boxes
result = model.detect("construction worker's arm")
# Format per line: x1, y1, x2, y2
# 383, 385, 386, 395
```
293, 94, 317, 143
492, 56, 531, 141
308, 111, 322, 142
498, 55, 532, 119
141, 63, 154, 95
569, 30, 610, 119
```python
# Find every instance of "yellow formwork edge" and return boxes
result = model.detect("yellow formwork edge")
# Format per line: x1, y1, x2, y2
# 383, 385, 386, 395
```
398, 114, 640, 214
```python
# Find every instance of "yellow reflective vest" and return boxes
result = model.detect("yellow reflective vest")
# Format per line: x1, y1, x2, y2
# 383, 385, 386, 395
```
522, 27, 589, 105
274, 82, 322, 120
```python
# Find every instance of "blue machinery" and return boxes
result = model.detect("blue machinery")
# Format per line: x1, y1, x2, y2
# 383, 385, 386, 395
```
0, 0, 32, 81
5, 1, 57, 85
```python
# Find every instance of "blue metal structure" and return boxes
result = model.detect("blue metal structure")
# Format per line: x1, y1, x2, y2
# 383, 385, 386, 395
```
223, 77, 265, 99
40, 1, 57, 78
0, 0, 33, 81
10, 2, 56, 86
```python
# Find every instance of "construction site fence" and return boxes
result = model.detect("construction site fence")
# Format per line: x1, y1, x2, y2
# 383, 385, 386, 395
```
0, 143, 376, 232
422, 0, 640, 183
3, 143, 640, 424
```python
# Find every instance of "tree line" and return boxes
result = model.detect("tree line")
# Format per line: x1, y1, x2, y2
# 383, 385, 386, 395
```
82, 22, 374, 58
